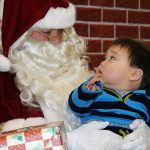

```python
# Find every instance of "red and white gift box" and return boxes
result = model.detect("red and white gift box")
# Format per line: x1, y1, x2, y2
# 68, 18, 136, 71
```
0, 121, 68, 150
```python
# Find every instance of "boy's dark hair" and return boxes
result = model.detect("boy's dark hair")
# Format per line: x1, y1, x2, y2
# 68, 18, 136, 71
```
109, 37, 150, 90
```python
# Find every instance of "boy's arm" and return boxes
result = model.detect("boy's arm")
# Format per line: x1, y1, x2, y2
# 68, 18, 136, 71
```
68, 77, 102, 117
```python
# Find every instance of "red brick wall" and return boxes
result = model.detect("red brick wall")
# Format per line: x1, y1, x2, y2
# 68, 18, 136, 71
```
70, 0, 150, 67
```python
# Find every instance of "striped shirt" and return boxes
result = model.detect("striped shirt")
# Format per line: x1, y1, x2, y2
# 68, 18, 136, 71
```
68, 77, 150, 127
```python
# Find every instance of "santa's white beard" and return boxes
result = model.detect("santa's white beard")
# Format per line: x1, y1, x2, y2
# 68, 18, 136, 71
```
8, 28, 92, 131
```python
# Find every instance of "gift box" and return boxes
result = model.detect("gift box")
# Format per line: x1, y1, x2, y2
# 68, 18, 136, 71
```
0, 121, 68, 150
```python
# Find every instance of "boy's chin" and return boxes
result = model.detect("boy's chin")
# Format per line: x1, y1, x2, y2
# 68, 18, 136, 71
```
103, 82, 116, 90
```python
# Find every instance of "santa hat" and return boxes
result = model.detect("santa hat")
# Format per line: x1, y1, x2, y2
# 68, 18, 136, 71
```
2, 0, 76, 58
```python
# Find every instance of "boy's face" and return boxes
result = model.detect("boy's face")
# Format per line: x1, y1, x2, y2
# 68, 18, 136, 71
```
95, 45, 134, 90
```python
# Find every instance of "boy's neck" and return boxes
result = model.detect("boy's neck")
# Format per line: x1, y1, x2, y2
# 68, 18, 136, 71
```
105, 82, 140, 92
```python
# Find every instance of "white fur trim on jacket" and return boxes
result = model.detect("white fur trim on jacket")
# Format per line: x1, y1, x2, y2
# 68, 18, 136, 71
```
0, 54, 11, 72
33, 3, 76, 30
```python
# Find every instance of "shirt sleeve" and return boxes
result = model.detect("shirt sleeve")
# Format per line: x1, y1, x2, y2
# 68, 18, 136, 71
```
68, 76, 103, 117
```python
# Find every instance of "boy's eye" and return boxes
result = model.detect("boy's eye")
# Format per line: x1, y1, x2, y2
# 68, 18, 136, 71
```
110, 56, 115, 60
104, 56, 116, 60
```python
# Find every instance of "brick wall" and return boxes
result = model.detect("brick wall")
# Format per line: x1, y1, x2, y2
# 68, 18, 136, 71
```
70, 0, 150, 68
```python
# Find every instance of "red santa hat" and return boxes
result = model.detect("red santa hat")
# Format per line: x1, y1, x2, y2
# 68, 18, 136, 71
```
2, 0, 76, 58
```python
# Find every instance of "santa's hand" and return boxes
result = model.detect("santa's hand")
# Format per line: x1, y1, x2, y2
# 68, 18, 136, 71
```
67, 121, 122, 150
122, 119, 150, 150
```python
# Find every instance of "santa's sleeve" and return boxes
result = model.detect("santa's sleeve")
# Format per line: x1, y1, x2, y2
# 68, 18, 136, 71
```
0, 72, 22, 123
0, 71, 44, 124
0, 54, 22, 123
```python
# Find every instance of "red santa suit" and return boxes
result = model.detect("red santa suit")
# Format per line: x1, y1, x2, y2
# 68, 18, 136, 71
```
0, 0, 76, 123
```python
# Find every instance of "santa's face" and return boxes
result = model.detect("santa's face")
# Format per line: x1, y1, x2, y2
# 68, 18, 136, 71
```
9, 27, 85, 79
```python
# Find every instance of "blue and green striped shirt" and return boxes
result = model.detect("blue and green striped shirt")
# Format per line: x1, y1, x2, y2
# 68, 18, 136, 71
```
68, 77, 150, 127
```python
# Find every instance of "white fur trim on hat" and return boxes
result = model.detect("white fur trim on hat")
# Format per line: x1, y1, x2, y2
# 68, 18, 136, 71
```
0, 54, 11, 72
32, 3, 76, 30
0, 0, 4, 21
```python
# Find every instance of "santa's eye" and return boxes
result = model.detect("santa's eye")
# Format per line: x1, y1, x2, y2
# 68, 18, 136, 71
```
43, 31, 50, 34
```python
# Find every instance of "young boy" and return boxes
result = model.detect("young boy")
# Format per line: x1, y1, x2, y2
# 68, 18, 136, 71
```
68, 38, 150, 137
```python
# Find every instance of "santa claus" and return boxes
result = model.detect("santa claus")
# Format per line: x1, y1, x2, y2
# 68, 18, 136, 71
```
0, 0, 149, 150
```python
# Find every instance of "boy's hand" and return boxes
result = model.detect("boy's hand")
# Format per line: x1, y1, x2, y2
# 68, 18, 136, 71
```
85, 76, 101, 91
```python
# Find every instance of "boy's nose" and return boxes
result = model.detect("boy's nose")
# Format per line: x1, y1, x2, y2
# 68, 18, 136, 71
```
96, 65, 102, 74
100, 60, 106, 67
96, 59, 107, 73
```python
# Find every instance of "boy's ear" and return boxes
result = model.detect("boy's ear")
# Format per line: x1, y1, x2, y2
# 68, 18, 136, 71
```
130, 68, 143, 81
